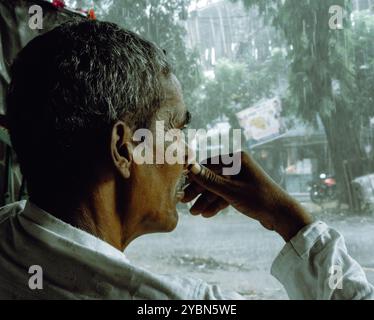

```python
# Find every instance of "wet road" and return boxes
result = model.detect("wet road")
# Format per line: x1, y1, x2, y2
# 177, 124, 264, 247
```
125, 207, 374, 300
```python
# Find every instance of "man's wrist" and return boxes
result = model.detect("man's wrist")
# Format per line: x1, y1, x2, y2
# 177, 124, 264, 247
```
273, 198, 314, 242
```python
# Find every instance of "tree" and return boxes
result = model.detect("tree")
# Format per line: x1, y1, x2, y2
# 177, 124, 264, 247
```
196, 51, 287, 126
191, 1, 288, 130
351, 11, 374, 122
237, 0, 374, 207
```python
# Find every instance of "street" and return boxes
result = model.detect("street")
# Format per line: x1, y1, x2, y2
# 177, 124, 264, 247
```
125, 205, 374, 299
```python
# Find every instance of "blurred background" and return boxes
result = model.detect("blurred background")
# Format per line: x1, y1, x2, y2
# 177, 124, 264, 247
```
0, 0, 374, 299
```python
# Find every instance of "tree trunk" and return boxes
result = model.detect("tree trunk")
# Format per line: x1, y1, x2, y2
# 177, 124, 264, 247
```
319, 106, 364, 209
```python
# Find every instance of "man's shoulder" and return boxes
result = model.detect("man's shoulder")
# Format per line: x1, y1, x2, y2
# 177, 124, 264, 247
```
0, 200, 26, 224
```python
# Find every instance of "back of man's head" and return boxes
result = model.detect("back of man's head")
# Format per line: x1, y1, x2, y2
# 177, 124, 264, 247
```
6, 20, 170, 208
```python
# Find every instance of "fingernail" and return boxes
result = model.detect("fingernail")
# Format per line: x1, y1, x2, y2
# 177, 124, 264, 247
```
188, 163, 201, 175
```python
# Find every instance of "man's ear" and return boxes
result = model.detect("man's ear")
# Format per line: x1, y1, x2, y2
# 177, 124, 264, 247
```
111, 121, 134, 179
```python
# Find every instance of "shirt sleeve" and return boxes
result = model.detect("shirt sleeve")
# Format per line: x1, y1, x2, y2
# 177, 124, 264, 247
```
271, 220, 374, 300
196, 282, 245, 300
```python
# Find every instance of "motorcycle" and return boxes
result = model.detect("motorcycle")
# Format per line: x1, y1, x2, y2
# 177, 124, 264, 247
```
308, 173, 337, 204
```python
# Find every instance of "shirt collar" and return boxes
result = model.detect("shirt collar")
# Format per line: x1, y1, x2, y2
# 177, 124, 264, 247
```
20, 200, 129, 263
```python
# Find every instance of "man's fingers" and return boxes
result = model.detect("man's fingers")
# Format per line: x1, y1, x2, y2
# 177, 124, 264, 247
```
181, 182, 204, 203
189, 191, 219, 215
188, 163, 232, 199
201, 198, 229, 218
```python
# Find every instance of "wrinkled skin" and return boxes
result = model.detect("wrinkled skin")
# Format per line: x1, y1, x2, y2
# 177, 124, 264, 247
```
124, 74, 191, 237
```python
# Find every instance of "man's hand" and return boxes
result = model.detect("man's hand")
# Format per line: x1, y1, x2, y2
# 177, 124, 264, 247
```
182, 152, 313, 242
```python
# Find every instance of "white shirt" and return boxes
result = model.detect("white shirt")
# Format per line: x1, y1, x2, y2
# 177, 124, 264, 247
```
271, 220, 374, 299
0, 200, 373, 300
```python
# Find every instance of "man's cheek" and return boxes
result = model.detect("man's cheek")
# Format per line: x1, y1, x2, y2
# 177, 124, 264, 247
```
165, 131, 190, 166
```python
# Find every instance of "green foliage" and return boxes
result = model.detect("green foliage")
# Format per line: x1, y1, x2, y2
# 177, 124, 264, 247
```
237, 0, 374, 125
193, 50, 287, 128
198, 59, 248, 124
238, 0, 374, 205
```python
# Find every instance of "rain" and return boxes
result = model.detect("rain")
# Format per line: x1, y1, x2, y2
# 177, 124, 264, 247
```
0, 0, 374, 300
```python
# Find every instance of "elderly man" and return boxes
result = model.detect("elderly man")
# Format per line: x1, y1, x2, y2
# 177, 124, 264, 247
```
1, 20, 373, 300
1, 20, 205, 299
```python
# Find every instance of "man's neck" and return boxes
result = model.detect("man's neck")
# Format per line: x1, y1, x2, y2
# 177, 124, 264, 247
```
33, 184, 128, 251
73, 203, 124, 250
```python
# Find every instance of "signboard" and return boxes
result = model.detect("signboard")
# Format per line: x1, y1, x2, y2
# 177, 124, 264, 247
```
236, 97, 283, 143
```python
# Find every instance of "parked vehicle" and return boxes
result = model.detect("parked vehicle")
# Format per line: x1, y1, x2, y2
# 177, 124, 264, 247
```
308, 173, 337, 204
